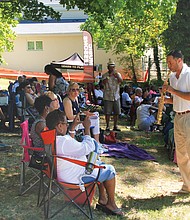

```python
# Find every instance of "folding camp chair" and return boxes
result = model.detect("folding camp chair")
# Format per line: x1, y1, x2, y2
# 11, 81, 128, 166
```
19, 120, 44, 195
18, 91, 38, 127
40, 129, 105, 219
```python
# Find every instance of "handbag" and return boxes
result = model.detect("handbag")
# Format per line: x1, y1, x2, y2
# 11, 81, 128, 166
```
104, 131, 117, 144
29, 154, 47, 170
99, 129, 117, 144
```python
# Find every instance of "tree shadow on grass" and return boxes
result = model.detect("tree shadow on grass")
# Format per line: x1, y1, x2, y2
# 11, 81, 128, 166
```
121, 194, 190, 212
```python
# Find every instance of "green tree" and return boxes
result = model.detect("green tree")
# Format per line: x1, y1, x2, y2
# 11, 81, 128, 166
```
60, 0, 177, 83
163, 0, 190, 64
0, 0, 60, 63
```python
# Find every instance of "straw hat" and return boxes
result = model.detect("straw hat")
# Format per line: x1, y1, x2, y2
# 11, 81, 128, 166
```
107, 58, 115, 66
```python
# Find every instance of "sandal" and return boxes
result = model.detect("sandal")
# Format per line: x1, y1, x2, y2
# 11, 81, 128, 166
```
96, 203, 106, 211
96, 204, 124, 216
103, 206, 124, 216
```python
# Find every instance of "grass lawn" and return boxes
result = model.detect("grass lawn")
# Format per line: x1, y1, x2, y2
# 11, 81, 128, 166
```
0, 116, 190, 220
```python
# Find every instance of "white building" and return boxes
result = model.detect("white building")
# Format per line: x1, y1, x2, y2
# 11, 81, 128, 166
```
1, 0, 124, 80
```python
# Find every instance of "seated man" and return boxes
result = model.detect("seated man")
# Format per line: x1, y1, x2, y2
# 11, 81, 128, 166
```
45, 109, 123, 216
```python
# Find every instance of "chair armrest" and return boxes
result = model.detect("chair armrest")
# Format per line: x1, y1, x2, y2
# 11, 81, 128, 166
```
54, 155, 106, 169
23, 146, 44, 151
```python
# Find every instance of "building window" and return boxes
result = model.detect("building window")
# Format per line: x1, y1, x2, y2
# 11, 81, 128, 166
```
27, 41, 43, 51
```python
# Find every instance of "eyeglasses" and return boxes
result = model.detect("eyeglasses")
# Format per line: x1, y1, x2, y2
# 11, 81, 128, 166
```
26, 86, 32, 89
51, 98, 58, 102
58, 121, 69, 126
71, 88, 80, 92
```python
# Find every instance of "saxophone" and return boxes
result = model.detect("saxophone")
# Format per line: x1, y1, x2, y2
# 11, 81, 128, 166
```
156, 71, 171, 125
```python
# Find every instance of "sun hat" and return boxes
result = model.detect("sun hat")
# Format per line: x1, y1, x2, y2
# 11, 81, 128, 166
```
107, 58, 115, 66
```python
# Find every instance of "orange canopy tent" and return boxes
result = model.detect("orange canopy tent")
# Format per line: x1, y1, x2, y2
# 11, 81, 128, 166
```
0, 67, 94, 83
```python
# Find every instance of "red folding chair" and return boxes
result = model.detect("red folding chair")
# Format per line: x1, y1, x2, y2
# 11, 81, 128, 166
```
40, 129, 105, 219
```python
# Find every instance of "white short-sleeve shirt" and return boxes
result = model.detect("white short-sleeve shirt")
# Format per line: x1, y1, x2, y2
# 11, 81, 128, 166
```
170, 64, 190, 112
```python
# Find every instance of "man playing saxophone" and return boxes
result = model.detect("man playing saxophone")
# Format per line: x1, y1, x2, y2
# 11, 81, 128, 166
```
163, 50, 190, 194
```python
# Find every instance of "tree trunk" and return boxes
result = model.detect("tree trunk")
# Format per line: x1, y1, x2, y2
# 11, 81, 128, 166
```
148, 56, 151, 83
130, 54, 137, 85
153, 45, 162, 81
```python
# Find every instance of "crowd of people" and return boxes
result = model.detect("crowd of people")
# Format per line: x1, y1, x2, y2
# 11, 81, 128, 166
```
2, 50, 190, 216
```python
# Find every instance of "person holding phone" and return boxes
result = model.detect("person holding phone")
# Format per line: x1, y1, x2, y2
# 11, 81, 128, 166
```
45, 109, 123, 216
63, 82, 100, 142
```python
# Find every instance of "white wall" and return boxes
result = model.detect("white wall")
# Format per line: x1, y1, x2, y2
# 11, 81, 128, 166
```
2, 34, 121, 74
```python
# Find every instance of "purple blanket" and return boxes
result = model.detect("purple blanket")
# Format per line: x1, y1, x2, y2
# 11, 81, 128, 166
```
103, 142, 156, 161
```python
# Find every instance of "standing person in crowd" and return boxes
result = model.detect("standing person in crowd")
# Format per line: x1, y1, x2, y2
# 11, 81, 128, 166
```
102, 59, 123, 131
63, 82, 100, 143
44, 64, 69, 99
163, 50, 190, 194
46, 109, 124, 216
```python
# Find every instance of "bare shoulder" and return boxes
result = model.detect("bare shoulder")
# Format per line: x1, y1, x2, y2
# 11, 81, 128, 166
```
63, 96, 71, 105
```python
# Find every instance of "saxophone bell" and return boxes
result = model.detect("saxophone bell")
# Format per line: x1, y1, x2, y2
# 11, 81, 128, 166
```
155, 71, 171, 125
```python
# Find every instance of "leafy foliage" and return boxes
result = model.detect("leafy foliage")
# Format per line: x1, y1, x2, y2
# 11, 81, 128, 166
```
72, 0, 177, 82
163, 0, 190, 64
0, 0, 61, 63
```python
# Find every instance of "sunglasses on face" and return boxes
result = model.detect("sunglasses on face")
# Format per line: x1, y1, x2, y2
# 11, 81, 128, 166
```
71, 88, 80, 92
58, 121, 69, 126
26, 86, 32, 89
51, 98, 58, 102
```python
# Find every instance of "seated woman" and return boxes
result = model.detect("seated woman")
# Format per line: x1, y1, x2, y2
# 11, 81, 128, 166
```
121, 85, 132, 115
18, 80, 39, 122
30, 95, 52, 149
20, 80, 38, 106
63, 82, 100, 142
44, 91, 60, 111
46, 109, 123, 216
94, 83, 104, 106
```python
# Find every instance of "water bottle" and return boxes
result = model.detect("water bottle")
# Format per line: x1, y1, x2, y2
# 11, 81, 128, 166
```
85, 152, 98, 175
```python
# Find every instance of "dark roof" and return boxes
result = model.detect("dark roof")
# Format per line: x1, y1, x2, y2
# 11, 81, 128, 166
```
51, 52, 84, 70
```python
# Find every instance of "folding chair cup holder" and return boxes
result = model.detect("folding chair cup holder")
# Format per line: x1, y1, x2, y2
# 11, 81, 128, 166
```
39, 129, 104, 219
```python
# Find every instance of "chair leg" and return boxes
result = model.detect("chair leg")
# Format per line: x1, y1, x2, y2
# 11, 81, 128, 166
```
19, 162, 26, 195
19, 162, 41, 195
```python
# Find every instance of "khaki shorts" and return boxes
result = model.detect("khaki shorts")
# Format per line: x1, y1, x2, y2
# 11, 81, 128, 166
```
104, 99, 121, 115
